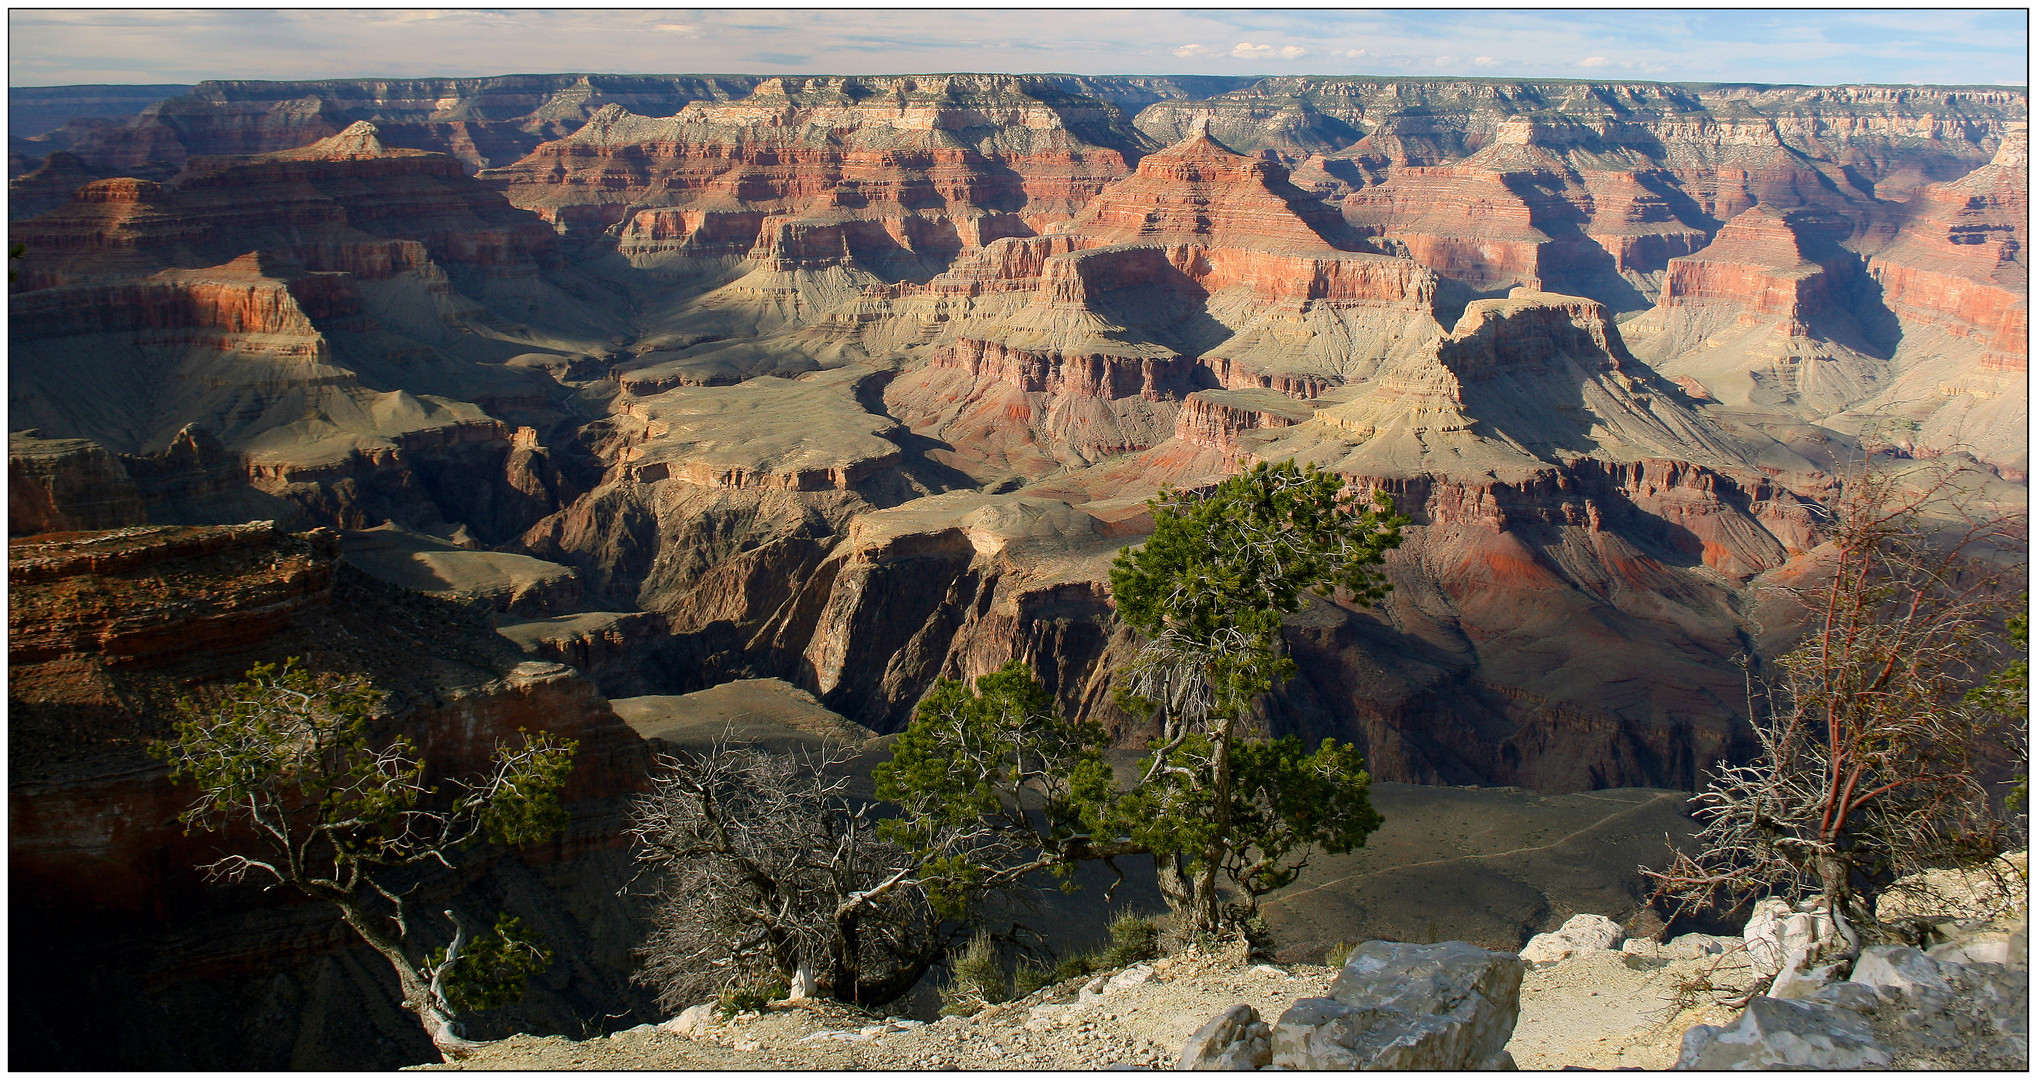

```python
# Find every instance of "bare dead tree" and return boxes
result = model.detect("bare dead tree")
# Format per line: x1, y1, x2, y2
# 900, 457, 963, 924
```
1647, 463, 2027, 955
628, 738, 944, 1012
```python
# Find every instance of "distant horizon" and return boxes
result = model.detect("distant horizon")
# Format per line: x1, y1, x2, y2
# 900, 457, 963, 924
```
9, 71, 2032, 92
8, 9, 2029, 89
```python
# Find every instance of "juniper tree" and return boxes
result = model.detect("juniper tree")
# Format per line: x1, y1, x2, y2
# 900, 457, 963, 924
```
1101, 458, 1404, 931
634, 461, 1406, 1000
153, 659, 577, 1061
875, 660, 1385, 936
875, 661, 1149, 912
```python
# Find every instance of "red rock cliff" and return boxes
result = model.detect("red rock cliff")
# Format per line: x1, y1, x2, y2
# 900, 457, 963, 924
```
1864, 123, 2028, 368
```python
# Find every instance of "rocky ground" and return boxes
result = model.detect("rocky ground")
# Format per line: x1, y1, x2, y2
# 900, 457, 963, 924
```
424, 854, 2032, 1073
1511, 947, 1749, 1069
421, 936, 1755, 1071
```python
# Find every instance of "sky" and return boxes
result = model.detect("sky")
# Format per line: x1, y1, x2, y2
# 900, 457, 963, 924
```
7, 6, 2029, 89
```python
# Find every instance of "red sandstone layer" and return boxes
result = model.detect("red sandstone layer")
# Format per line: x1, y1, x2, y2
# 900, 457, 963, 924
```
11, 123, 553, 293
1655, 205, 1856, 333
930, 337, 1201, 400
1058, 129, 1357, 251
1864, 123, 2028, 367
485, 82, 1138, 252
1173, 389, 1313, 453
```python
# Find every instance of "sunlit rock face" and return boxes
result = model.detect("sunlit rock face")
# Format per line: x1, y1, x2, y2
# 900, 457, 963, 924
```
10, 123, 593, 541
10, 73, 2025, 790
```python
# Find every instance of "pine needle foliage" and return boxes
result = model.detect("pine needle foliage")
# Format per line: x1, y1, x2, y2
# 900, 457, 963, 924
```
1104, 459, 1403, 930
152, 658, 577, 1060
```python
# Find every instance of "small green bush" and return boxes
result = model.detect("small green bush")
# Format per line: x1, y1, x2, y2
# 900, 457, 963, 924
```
1052, 953, 1097, 983
941, 912, 1169, 1013
940, 932, 1007, 1017
716, 977, 788, 1018
1010, 960, 1056, 999
1098, 910, 1161, 968
1324, 941, 1356, 968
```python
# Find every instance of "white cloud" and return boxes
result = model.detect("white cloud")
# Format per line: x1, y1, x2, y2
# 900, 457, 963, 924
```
1226, 41, 1308, 61
6, 9, 2025, 89
1435, 55, 1456, 66
375, 10, 464, 24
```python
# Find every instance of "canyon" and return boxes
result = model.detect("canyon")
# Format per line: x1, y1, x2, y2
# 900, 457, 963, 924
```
8, 72, 2027, 1068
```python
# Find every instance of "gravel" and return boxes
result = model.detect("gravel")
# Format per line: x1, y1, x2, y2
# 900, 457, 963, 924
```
421, 937, 1752, 1071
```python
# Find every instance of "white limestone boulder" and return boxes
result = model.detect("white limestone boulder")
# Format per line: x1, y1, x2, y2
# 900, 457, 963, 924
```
658, 1001, 716, 1038
1270, 940, 1524, 1070
1744, 897, 1839, 978
1178, 1003, 1272, 1070
1675, 996, 1891, 1069
1519, 913, 1624, 965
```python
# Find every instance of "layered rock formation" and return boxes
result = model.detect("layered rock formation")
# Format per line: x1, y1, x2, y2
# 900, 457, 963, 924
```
9, 430, 149, 534
1844, 123, 2029, 474
1625, 205, 1896, 417
18, 70, 2022, 790
9, 82, 191, 140
12, 121, 561, 291
35, 75, 2016, 314
1310, 289, 1759, 473
485, 74, 1148, 246
607, 366, 907, 490
1129, 80, 2018, 326
1864, 123, 2028, 351
16, 74, 772, 177
1339, 117, 1715, 304
1086, 290, 1823, 790
9, 122, 609, 540
1174, 388, 1313, 455
870, 130, 1442, 475
6, 149, 134, 220
512, 292, 1827, 790
1622, 123, 2029, 475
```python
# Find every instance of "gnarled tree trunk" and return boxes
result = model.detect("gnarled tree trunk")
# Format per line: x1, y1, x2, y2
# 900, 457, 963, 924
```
333, 899, 487, 1062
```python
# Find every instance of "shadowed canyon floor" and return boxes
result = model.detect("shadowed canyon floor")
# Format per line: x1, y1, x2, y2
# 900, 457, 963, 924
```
599, 688, 1700, 973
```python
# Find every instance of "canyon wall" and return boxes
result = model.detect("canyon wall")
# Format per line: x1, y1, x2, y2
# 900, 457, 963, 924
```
9, 123, 602, 542
10, 72, 2025, 1071
11, 67, 2020, 778
9, 521, 658, 1070
29, 76, 2015, 320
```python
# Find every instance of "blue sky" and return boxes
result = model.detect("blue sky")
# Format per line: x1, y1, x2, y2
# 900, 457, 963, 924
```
8, 7, 2029, 88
